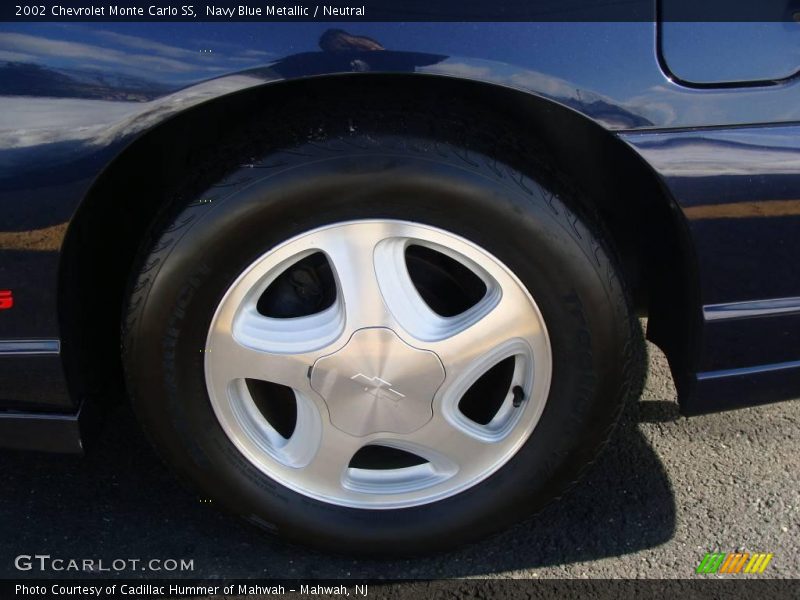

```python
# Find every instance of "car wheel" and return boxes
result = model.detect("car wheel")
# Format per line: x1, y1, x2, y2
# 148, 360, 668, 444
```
123, 125, 640, 554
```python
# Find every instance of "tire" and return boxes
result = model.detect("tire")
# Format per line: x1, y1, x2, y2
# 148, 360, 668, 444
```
123, 110, 640, 554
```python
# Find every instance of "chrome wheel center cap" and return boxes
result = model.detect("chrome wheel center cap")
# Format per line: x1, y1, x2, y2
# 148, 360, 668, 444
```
310, 327, 445, 436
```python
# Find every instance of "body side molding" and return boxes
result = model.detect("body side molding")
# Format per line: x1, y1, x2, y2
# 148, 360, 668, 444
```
704, 297, 800, 321
0, 339, 60, 355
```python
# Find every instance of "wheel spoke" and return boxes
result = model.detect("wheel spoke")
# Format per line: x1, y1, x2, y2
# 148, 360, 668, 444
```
276, 391, 325, 467
425, 283, 543, 385
297, 425, 364, 495
206, 324, 314, 392
311, 223, 396, 330
401, 412, 494, 473
233, 301, 345, 356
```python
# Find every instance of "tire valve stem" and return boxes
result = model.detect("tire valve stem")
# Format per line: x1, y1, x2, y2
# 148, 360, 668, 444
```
512, 385, 525, 408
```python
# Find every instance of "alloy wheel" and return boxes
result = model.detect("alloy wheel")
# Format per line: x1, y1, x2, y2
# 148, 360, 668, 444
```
204, 220, 552, 508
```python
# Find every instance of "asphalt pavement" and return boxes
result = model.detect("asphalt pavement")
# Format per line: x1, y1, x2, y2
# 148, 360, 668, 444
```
1, 340, 797, 579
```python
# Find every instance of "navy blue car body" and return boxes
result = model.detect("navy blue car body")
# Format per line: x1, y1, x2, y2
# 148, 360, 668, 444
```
1, 17, 799, 452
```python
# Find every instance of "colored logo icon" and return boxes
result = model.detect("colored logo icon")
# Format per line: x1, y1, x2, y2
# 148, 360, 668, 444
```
696, 552, 774, 574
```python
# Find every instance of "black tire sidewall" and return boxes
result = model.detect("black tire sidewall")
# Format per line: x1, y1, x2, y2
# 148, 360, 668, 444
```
125, 145, 631, 553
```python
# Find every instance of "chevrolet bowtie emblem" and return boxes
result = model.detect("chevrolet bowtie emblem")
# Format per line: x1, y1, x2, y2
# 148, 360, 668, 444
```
350, 373, 406, 399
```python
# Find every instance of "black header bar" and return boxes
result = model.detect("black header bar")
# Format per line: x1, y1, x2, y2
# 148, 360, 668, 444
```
2, 1, 800, 22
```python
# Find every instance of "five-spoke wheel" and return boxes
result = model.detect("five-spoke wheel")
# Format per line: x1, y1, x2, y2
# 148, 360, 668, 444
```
205, 220, 552, 508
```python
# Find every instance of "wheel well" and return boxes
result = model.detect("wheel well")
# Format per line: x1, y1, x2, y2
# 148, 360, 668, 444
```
58, 74, 699, 405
